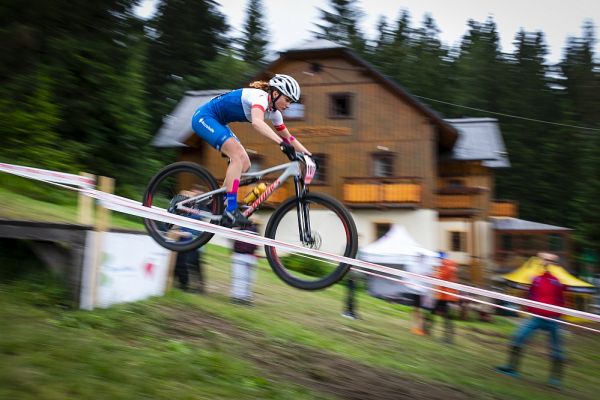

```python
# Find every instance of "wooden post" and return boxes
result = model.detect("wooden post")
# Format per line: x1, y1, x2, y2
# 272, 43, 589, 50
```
77, 172, 95, 225
95, 176, 114, 232
90, 176, 115, 308
470, 218, 482, 286
165, 252, 178, 291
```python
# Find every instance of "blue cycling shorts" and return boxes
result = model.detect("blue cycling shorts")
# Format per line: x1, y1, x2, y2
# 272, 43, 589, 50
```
191, 111, 239, 151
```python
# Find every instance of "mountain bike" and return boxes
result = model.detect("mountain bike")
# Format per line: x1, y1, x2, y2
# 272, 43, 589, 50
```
142, 149, 358, 290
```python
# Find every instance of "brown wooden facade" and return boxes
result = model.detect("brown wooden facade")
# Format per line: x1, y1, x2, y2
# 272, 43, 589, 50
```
182, 46, 461, 212
175, 44, 566, 280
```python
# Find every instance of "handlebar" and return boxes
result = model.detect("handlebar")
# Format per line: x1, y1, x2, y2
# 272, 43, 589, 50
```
279, 143, 317, 172
279, 141, 296, 160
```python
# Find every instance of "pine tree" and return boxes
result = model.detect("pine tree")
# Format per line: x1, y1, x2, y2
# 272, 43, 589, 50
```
449, 18, 507, 114
561, 22, 600, 254
0, 0, 152, 188
146, 0, 229, 128
495, 30, 570, 226
313, 0, 366, 54
368, 9, 413, 86
405, 14, 452, 112
238, 0, 269, 68
188, 50, 255, 89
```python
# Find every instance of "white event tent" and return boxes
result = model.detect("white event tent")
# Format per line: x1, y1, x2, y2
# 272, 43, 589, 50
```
357, 225, 439, 302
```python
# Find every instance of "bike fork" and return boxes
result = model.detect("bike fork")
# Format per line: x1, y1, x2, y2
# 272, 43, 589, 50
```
293, 178, 314, 245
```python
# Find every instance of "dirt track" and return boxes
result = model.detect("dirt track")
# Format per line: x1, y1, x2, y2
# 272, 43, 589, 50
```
161, 305, 474, 400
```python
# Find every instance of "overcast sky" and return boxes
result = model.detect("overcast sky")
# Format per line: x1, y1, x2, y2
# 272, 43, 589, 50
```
136, 0, 599, 64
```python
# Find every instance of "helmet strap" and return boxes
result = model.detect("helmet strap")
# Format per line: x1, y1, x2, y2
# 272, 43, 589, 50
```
270, 89, 282, 111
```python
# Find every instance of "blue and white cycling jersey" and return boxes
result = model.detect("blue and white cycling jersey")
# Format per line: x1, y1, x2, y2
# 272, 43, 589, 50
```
191, 88, 285, 151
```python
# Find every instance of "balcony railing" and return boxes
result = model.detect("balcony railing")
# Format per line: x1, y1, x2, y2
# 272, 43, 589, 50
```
435, 186, 486, 214
436, 194, 478, 209
491, 199, 518, 218
343, 177, 422, 205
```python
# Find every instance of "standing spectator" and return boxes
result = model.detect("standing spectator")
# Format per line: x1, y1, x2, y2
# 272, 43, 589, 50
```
174, 247, 204, 293
495, 252, 566, 386
404, 253, 434, 336
170, 199, 206, 293
341, 272, 360, 320
425, 253, 459, 343
230, 223, 259, 305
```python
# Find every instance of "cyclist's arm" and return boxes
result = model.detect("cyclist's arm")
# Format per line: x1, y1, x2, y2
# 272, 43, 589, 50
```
277, 127, 311, 155
250, 107, 285, 144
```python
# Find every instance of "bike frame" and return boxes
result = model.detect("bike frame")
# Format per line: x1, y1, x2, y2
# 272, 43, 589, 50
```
173, 158, 315, 245
174, 161, 301, 217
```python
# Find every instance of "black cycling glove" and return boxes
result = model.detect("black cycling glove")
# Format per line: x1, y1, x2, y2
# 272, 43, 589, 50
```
280, 141, 296, 159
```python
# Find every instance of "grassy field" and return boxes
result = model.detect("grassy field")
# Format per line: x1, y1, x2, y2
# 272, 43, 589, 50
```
1, 180, 599, 399
1, 242, 599, 400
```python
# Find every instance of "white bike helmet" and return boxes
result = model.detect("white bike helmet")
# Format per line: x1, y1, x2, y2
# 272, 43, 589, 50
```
269, 74, 301, 102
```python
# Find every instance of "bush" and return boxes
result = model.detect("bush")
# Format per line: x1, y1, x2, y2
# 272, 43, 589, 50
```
279, 254, 332, 277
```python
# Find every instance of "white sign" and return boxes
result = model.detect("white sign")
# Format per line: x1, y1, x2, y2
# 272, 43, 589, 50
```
81, 231, 172, 309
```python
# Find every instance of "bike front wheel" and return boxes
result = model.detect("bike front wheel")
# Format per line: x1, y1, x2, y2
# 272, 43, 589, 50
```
264, 193, 358, 290
143, 162, 224, 252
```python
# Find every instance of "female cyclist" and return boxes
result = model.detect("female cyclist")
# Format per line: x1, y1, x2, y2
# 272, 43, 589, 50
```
191, 74, 312, 228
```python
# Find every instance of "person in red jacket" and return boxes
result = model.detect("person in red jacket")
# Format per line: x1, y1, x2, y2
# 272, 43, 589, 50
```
424, 253, 459, 342
495, 252, 566, 386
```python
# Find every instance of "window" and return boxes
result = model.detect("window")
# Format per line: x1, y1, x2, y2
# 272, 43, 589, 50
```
283, 98, 305, 120
329, 93, 353, 118
375, 223, 391, 239
450, 231, 467, 252
501, 234, 513, 251
448, 179, 464, 188
372, 153, 394, 177
310, 153, 328, 184
549, 234, 564, 252
520, 235, 533, 250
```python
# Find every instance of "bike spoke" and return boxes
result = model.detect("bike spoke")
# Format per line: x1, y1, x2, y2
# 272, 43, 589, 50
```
266, 194, 356, 289
143, 163, 222, 252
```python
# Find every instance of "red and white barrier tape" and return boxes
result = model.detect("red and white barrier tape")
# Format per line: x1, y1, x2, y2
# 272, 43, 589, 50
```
358, 268, 600, 334
2, 162, 600, 329
0, 162, 95, 189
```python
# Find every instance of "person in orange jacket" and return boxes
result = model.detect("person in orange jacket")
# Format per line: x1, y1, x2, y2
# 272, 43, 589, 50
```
425, 252, 459, 343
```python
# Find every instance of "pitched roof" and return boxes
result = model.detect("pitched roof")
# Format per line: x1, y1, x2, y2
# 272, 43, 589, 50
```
152, 90, 227, 147
491, 217, 572, 231
444, 118, 510, 168
259, 39, 459, 150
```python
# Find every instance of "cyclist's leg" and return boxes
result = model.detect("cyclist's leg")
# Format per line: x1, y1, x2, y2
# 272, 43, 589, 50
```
219, 138, 251, 227
191, 113, 233, 150
192, 113, 247, 211
221, 137, 250, 194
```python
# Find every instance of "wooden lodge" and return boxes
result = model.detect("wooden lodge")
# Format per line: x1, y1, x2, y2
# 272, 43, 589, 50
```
153, 39, 573, 285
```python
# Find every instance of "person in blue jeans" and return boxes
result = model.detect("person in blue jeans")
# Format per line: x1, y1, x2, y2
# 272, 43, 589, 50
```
191, 74, 311, 228
495, 252, 566, 386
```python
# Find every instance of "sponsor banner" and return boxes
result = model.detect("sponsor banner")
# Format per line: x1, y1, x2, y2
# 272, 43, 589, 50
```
81, 231, 171, 309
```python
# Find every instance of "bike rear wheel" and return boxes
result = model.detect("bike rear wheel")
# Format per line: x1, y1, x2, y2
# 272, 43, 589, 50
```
264, 193, 358, 290
143, 162, 223, 252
